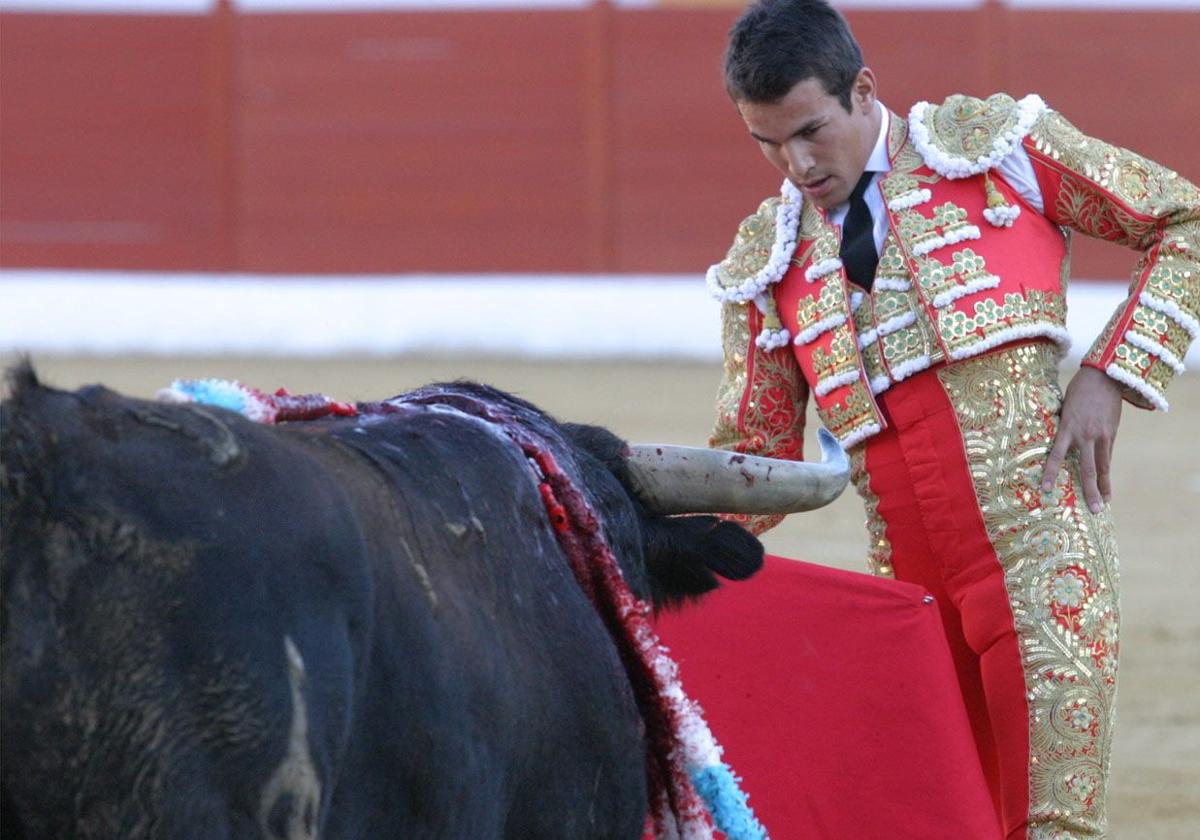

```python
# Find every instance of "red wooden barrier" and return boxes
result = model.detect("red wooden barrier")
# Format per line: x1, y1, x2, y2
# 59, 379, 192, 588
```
2, 3, 1196, 277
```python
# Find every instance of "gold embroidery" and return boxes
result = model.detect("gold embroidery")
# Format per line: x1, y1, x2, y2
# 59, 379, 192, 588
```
850, 447, 894, 578
1130, 305, 1192, 352
795, 282, 849, 336
939, 344, 1119, 838
1030, 110, 1199, 405
709, 197, 786, 292
711, 302, 807, 535
817, 381, 879, 444
811, 325, 859, 384
937, 289, 1068, 356
851, 293, 888, 386
799, 203, 840, 262
1030, 112, 1200, 221
1144, 257, 1200, 321
1112, 344, 1175, 396
924, 93, 1022, 162
875, 234, 946, 376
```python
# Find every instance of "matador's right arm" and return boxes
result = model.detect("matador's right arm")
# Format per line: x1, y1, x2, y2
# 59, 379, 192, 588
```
710, 295, 810, 536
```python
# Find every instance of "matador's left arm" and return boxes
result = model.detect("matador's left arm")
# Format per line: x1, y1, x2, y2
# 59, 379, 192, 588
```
1024, 111, 1200, 411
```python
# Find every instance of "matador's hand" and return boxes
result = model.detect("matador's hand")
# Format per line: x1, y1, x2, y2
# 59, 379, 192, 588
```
1041, 366, 1124, 514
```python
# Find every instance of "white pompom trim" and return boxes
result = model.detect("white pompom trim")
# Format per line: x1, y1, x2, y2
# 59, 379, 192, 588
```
857, 311, 917, 349
912, 224, 979, 257
877, 310, 918, 338
1124, 330, 1186, 374
814, 369, 861, 397
805, 257, 844, 283
1105, 363, 1169, 412
946, 225, 982, 245
911, 236, 945, 257
887, 188, 932, 211
837, 422, 883, 450
869, 374, 892, 395
889, 354, 934, 383
874, 277, 912, 292
794, 313, 847, 346
947, 324, 1072, 361
909, 94, 1048, 179
984, 205, 1021, 227
1139, 291, 1200, 339
706, 180, 803, 303
755, 328, 792, 351
932, 273, 1002, 309
850, 291, 866, 312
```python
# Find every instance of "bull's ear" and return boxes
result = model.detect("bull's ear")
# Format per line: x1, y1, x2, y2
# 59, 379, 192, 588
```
642, 514, 764, 610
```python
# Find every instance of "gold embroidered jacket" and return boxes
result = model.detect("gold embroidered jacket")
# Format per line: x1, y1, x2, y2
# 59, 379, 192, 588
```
709, 94, 1199, 532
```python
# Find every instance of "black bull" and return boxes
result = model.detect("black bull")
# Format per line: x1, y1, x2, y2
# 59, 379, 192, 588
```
0, 365, 765, 839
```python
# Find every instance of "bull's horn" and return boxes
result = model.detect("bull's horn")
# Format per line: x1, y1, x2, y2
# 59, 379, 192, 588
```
625, 428, 850, 515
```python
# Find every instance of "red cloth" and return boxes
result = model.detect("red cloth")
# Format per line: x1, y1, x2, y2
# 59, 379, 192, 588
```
653, 555, 1001, 839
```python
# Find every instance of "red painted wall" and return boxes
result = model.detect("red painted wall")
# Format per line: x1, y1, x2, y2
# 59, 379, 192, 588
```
2, 4, 1197, 278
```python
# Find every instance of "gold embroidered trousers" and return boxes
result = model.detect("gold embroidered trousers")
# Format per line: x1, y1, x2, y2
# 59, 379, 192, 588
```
853, 341, 1120, 839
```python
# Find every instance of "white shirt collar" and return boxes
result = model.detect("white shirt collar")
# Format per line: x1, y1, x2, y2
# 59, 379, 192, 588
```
866, 101, 891, 174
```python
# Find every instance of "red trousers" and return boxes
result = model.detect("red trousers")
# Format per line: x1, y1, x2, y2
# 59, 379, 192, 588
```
855, 343, 1119, 839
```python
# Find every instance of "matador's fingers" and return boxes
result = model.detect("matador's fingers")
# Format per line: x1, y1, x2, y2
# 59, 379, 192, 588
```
1040, 430, 1071, 494
1095, 435, 1114, 505
1077, 441, 1103, 515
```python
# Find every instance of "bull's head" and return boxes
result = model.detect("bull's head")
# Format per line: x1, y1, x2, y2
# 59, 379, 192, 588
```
561, 423, 850, 609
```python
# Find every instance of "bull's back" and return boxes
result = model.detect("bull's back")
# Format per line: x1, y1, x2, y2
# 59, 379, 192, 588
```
1, 372, 646, 839
1, 374, 372, 838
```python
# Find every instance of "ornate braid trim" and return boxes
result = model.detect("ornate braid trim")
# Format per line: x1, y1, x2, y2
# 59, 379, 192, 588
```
849, 446, 894, 579
814, 369, 861, 398
889, 354, 934, 383
1104, 362, 1169, 412
805, 257, 844, 283
946, 323, 1072, 361
1139, 290, 1200, 338
858, 311, 918, 350
887, 188, 932, 211
939, 343, 1120, 835
911, 223, 982, 257
754, 328, 791, 351
909, 93, 1047, 179
874, 276, 912, 292
707, 180, 803, 303
795, 313, 848, 346
1124, 330, 1185, 374
838, 422, 883, 451
932, 273, 1002, 309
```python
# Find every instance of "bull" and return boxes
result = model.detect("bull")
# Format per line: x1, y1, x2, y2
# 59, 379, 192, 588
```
0, 363, 847, 839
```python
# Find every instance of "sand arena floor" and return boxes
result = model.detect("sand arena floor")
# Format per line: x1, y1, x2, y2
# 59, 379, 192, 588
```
6, 354, 1198, 838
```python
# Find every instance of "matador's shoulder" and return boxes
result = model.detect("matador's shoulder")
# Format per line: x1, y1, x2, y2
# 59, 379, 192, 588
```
706, 181, 802, 304
908, 92, 1049, 179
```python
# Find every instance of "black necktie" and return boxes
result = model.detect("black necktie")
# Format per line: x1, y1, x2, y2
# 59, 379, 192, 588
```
840, 170, 878, 291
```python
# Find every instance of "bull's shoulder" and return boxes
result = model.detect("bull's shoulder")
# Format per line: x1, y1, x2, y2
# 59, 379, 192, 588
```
907, 92, 1048, 178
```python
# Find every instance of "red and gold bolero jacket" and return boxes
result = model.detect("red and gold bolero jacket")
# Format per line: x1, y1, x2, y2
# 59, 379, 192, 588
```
708, 94, 1199, 532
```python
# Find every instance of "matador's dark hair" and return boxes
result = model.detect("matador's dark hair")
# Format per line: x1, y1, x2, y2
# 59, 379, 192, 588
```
724, 0, 864, 111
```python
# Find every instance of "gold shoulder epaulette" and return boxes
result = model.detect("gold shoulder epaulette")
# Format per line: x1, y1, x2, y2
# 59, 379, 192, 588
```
908, 93, 1048, 179
706, 180, 802, 304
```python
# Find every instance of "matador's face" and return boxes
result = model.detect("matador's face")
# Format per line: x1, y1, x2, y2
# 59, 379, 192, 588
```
737, 68, 881, 211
